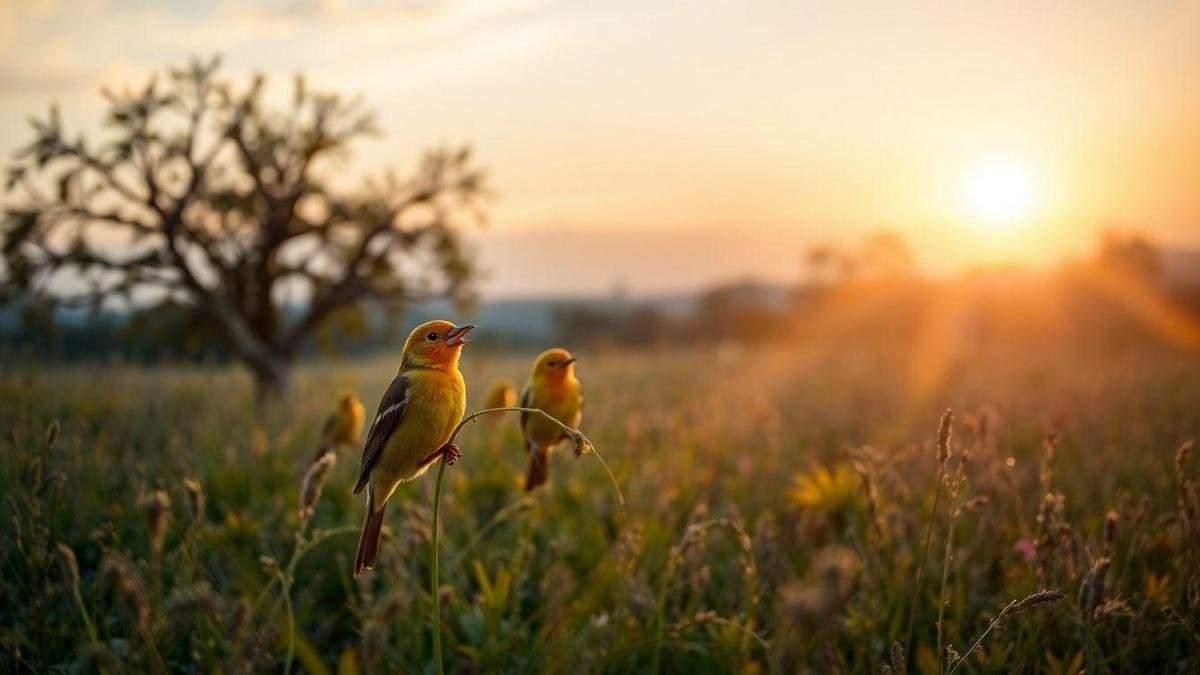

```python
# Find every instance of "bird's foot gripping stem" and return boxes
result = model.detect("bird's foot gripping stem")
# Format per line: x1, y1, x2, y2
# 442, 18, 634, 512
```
419, 443, 462, 468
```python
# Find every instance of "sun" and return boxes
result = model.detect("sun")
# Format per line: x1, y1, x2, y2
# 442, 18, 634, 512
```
960, 156, 1041, 231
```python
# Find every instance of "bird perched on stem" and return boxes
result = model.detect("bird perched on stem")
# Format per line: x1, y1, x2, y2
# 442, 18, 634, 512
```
520, 348, 583, 491
312, 392, 365, 462
353, 320, 475, 575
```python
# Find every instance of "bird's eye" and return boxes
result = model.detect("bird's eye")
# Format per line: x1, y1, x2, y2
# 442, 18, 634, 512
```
546, 360, 558, 368
426, 332, 439, 341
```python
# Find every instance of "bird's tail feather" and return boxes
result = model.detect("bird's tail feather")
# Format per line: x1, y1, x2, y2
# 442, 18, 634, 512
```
525, 445, 549, 492
354, 490, 386, 576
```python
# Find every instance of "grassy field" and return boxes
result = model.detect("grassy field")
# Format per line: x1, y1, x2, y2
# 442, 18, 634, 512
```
2, 337, 1199, 673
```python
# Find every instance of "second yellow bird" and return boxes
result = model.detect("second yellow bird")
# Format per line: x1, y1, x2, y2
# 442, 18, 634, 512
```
520, 347, 584, 491
313, 392, 364, 462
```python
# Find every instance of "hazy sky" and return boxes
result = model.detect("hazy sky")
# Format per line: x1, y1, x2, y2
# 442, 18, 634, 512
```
2, 0, 1197, 297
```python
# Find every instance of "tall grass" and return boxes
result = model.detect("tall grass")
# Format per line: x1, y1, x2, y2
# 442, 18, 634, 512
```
1, 341, 1198, 671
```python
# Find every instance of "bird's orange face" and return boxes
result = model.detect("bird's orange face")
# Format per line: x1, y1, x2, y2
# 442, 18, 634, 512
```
531, 347, 577, 383
339, 393, 358, 410
402, 320, 475, 370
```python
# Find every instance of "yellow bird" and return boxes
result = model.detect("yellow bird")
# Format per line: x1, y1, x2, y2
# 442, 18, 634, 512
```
312, 392, 365, 462
353, 320, 475, 575
482, 378, 518, 418
520, 348, 583, 491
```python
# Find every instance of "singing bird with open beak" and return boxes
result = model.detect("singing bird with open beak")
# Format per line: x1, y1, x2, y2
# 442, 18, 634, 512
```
520, 348, 583, 491
353, 320, 475, 575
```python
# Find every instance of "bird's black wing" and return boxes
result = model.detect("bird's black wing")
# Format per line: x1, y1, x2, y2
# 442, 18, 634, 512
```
353, 375, 410, 494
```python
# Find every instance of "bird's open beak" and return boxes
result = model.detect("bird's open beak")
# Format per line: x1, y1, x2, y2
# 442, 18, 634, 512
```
559, 357, 577, 368
443, 324, 476, 347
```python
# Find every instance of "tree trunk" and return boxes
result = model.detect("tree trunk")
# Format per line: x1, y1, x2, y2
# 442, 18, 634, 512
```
196, 296, 293, 403
251, 355, 293, 403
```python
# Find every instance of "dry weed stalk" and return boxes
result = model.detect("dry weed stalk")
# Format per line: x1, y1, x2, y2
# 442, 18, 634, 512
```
904, 408, 953, 654
849, 447, 885, 545
140, 489, 171, 554
100, 555, 150, 633
1176, 440, 1197, 563
937, 429, 972, 675
1078, 556, 1111, 621
946, 590, 1065, 674
890, 640, 907, 674
299, 450, 337, 522
56, 543, 98, 643
651, 513, 763, 674
183, 477, 206, 526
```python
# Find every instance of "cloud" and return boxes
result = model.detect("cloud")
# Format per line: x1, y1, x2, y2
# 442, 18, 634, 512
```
0, 0, 556, 96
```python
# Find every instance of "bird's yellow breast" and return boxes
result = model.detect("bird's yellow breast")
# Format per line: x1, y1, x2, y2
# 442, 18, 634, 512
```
524, 377, 583, 446
372, 368, 466, 491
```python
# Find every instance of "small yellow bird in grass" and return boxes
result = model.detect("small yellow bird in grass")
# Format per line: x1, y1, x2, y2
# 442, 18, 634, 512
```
520, 348, 583, 491
482, 378, 518, 417
353, 320, 475, 575
312, 392, 365, 462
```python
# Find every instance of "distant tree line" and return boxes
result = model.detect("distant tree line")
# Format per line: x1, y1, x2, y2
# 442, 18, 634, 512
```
4, 228, 1197, 361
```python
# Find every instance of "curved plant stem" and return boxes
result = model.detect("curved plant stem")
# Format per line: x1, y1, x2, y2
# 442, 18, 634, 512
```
426, 405, 612, 675
431, 459, 448, 675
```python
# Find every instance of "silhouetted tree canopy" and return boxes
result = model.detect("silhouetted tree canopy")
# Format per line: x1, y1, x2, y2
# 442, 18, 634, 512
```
1, 56, 487, 397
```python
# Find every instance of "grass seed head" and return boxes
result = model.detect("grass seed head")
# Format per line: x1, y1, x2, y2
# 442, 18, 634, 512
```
1177, 439, 1194, 482
568, 429, 592, 457
1078, 557, 1111, 619
140, 489, 171, 554
1039, 433, 1059, 490
946, 644, 962, 670
44, 420, 60, 448
100, 555, 149, 632
890, 640, 907, 674
1000, 589, 1065, 618
183, 477, 205, 524
937, 408, 954, 466
56, 542, 81, 595
300, 450, 337, 521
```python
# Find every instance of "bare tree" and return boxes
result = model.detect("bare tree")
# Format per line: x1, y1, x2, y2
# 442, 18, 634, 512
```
2, 56, 487, 398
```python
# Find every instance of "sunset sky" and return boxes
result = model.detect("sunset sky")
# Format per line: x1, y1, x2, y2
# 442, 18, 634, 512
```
2, 0, 1197, 297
